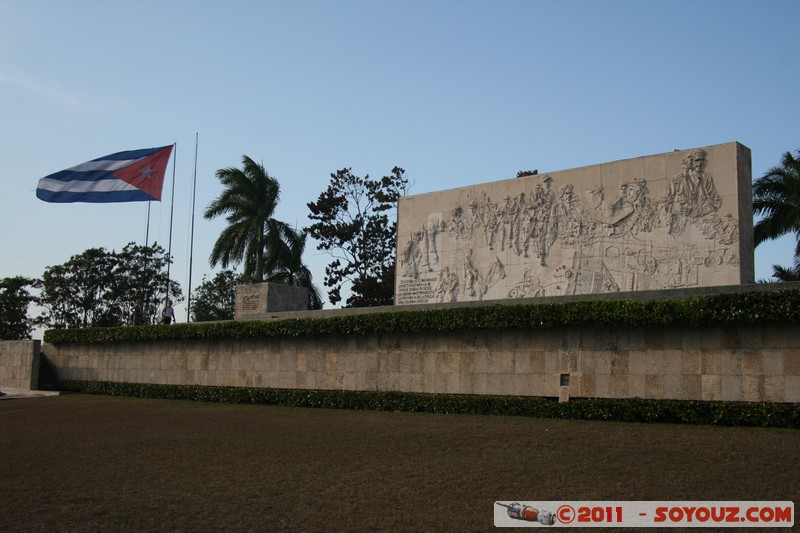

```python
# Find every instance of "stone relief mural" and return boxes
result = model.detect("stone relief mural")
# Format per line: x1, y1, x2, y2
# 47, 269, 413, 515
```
396, 144, 751, 305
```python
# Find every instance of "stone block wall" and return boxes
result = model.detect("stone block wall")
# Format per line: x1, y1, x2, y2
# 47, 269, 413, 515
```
0, 340, 40, 391
41, 322, 800, 403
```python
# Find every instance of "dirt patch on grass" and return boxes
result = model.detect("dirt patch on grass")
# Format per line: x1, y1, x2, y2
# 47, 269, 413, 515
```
1, 394, 798, 531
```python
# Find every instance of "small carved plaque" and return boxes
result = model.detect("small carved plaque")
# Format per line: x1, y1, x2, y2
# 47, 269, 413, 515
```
242, 294, 260, 312
397, 276, 436, 304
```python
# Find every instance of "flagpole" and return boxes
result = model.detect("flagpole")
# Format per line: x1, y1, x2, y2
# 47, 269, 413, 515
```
165, 142, 177, 308
145, 201, 151, 246
187, 133, 199, 323
144, 200, 151, 316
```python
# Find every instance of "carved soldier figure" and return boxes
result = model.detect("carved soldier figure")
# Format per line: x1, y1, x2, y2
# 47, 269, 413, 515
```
554, 183, 582, 243
449, 206, 465, 240
464, 199, 482, 241
536, 176, 557, 265
663, 149, 707, 236
498, 195, 513, 251
511, 192, 525, 254
689, 150, 722, 218
463, 249, 479, 297
612, 179, 656, 237
401, 230, 424, 279
522, 183, 544, 258
423, 217, 443, 269
481, 195, 499, 250
434, 266, 459, 302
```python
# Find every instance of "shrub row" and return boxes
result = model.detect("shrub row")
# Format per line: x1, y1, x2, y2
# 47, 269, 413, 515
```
59, 380, 800, 428
44, 288, 800, 344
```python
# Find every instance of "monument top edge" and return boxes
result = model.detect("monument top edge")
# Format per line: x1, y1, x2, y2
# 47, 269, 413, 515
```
402, 141, 749, 201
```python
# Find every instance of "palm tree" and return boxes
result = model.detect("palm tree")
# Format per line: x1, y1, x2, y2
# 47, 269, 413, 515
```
264, 232, 324, 309
753, 149, 800, 259
205, 155, 298, 282
770, 256, 800, 282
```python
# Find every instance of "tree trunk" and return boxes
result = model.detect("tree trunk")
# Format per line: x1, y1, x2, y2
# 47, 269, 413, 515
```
255, 226, 265, 282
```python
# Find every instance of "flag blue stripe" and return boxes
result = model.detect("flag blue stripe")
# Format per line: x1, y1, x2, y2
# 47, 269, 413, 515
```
36, 188, 156, 203
85, 146, 171, 162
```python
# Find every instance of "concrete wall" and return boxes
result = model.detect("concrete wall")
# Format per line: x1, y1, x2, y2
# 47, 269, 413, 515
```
396, 142, 754, 305
40, 321, 800, 403
0, 340, 40, 391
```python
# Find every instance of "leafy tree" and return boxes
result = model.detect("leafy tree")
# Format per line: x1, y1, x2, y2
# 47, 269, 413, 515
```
753, 149, 800, 262
109, 242, 183, 324
264, 232, 323, 310
190, 269, 245, 322
307, 166, 409, 307
36, 243, 182, 329
0, 276, 36, 340
204, 155, 300, 282
37, 247, 117, 328
347, 264, 396, 308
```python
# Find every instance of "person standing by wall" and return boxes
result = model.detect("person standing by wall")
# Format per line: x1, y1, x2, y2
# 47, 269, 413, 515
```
161, 299, 175, 324
132, 298, 144, 326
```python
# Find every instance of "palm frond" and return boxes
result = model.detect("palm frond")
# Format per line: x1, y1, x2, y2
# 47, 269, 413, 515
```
752, 149, 800, 252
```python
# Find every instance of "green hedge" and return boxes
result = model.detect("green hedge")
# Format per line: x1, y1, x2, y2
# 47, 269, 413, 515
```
59, 380, 800, 428
43, 288, 800, 344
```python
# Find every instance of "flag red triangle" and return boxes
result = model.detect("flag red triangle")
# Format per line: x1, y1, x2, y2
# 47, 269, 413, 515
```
112, 145, 173, 201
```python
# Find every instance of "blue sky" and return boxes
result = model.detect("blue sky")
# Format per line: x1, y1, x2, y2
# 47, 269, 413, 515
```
1, 0, 798, 324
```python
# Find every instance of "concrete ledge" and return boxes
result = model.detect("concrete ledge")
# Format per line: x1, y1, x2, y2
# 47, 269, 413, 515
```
256, 281, 800, 321
0, 388, 60, 399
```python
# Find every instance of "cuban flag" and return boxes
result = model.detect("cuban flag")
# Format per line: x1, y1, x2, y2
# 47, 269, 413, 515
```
36, 145, 174, 203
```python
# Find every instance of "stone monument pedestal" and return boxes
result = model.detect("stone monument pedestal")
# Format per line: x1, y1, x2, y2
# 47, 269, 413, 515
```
234, 283, 309, 320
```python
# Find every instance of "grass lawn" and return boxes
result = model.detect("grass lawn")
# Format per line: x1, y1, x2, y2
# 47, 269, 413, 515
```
1, 394, 798, 532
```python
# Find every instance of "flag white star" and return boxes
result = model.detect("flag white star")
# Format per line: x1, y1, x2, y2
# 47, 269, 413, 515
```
139, 165, 154, 180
